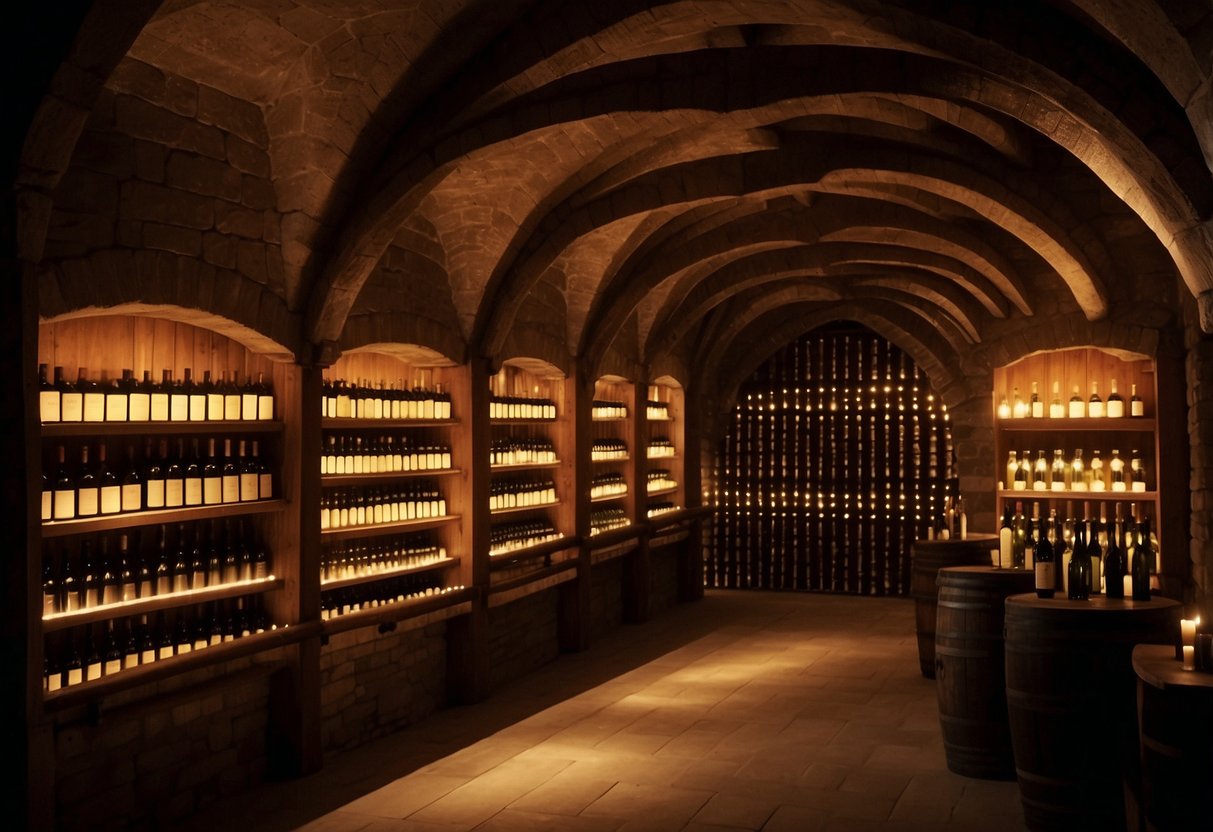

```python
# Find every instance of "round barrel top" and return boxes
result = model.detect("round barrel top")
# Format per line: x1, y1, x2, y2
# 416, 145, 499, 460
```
1005, 593, 1180, 643
937, 565, 1036, 589
1133, 644, 1213, 692
1006, 594, 1180, 615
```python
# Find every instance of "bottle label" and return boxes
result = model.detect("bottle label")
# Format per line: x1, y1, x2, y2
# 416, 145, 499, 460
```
1131, 401, 1145, 417
165, 479, 184, 507
1106, 401, 1123, 418
258, 395, 273, 421
42, 490, 52, 520
203, 478, 222, 505
100, 485, 121, 514
242, 393, 258, 420
121, 484, 142, 512
106, 394, 128, 422
128, 393, 150, 421
207, 394, 224, 421
184, 478, 203, 505
259, 473, 272, 499
150, 394, 169, 421
61, 393, 83, 422
222, 476, 240, 504
78, 488, 99, 517
224, 395, 241, 420
146, 480, 165, 509
83, 393, 105, 422
170, 395, 188, 422
240, 473, 258, 501
40, 390, 60, 422
105, 659, 121, 676
1035, 561, 1055, 592
86, 662, 102, 681
67, 667, 83, 686
1088, 402, 1104, 418
123, 654, 139, 670
189, 396, 207, 422
158, 646, 173, 660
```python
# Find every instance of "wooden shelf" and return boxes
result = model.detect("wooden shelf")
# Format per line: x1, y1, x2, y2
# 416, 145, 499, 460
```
591, 415, 627, 422
321, 515, 459, 542
42, 577, 285, 633
490, 417, 556, 425
998, 489, 1157, 502
646, 485, 680, 497
591, 492, 628, 503
322, 418, 457, 429
321, 557, 459, 591
42, 499, 286, 538
490, 460, 561, 471
490, 500, 560, 516
488, 534, 575, 564
321, 468, 459, 487
997, 417, 1155, 432
320, 588, 475, 637
42, 420, 285, 437
591, 455, 630, 463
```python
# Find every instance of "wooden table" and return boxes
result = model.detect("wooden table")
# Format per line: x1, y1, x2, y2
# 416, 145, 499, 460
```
1132, 643, 1213, 832
1004, 594, 1180, 832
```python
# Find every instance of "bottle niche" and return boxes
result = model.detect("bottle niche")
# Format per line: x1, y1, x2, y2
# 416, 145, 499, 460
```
646, 437, 676, 459
590, 439, 628, 461
321, 573, 462, 621
590, 473, 627, 500
489, 393, 556, 421
38, 363, 274, 424
44, 595, 271, 692
1000, 447, 1150, 494
320, 483, 447, 531
996, 376, 1145, 420
321, 532, 449, 584
321, 377, 452, 421
44, 437, 274, 522
646, 469, 679, 494
591, 399, 627, 420
590, 507, 629, 535
489, 477, 557, 511
490, 437, 557, 467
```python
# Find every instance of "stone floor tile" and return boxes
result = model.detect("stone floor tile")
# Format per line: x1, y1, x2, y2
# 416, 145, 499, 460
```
690, 792, 777, 829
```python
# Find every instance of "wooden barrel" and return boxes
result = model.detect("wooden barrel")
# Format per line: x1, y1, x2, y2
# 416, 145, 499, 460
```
1004, 595, 1179, 832
910, 536, 997, 678
934, 566, 1034, 779
1133, 644, 1213, 832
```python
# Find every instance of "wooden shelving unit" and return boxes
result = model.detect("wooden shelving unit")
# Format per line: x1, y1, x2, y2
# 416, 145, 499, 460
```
644, 377, 685, 520
591, 375, 637, 534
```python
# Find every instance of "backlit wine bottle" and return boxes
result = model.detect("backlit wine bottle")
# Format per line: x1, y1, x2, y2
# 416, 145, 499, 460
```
238, 439, 258, 501
59, 367, 82, 422
81, 368, 105, 422
220, 438, 239, 503
185, 367, 206, 422
120, 444, 143, 512
1130, 383, 1144, 417
52, 445, 75, 520
156, 611, 174, 660
1032, 450, 1048, 491
105, 369, 131, 422
1131, 517, 1152, 601
1029, 381, 1043, 418
223, 371, 241, 420
62, 634, 83, 686
241, 373, 258, 420
190, 526, 207, 589
165, 439, 185, 508
1087, 381, 1104, 418
1035, 515, 1055, 598
60, 545, 79, 612
1068, 384, 1084, 418
151, 369, 171, 421
1087, 509, 1103, 595
1130, 449, 1147, 493
1012, 501, 1026, 568
203, 370, 223, 421
84, 625, 103, 681
155, 524, 172, 596
169, 370, 189, 422
129, 370, 153, 421
77, 445, 99, 517
184, 438, 204, 506
39, 363, 60, 422
256, 372, 274, 420
102, 620, 122, 676
42, 551, 58, 616
998, 504, 1014, 569
1104, 507, 1125, 599
99, 537, 120, 605
117, 533, 135, 602
1110, 449, 1126, 492
1050, 449, 1066, 492
252, 439, 271, 498
1067, 519, 1090, 600
143, 439, 165, 509
123, 620, 141, 670
96, 443, 121, 515
1106, 379, 1125, 418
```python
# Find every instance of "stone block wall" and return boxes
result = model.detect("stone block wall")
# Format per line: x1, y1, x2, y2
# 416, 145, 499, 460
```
488, 590, 560, 692
319, 622, 448, 751
589, 557, 625, 640
649, 545, 682, 615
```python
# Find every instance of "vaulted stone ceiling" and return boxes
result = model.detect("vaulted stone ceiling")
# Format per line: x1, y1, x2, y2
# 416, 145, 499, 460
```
18, 0, 1213, 409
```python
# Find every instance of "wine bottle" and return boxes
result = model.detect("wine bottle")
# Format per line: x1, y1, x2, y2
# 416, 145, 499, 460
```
143, 439, 165, 510
61, 632, 84, 687
138, 614, 156, 665
156, 611, 174, 660
165, 438, 185, 508
80, 539, 100, 609
238, 439, 258, 501
1088, 508, 1103, 595
38, 363, 60, 422
204, 369, 223, 421
202, 437, 222, 506
256, 371, 274, 420
1131, 517, 1152, 601
1106, 379, 1125, 418
136, 537, 154, 599
185, 367, 206, 422
207, 522, 223, 585
1130, 449, 1148, 493
59, 366, 82, 422
154, 524, 172, 596
150, 369, 171, 422
105, 369, 132, 422
223, 371, 242, 420
1029, 381, 1042, 418
172, 524, 190, 594
1012, 501, 1026, 568
1087, 381, 1104, 418
1068, 384, 1085, 418
1130, 383, 1144, 417
42, 551, 59, 616
95, 443, 121, 516
253, 439, 271, 499
102, 620, 122, 676
1110, 449, 1126, 492
1105, 506, 1125, 599
122, 619, 141, 670
1032, 450, 1048, 491
81, 368, 105, 423
52, 445, 76, 520
119, 444, 143, 513
241, 373, 258, 421
169, 370, 189, 422
129, 370, 153, 421
190, 525, 207, 589
1050, 449, 1067, 492
998, 503, 1014, 569
60, 545, 79, 612
83, 625, 103, 681
76, 444, 99, 517
221, 438, 240, 503
184, 438, 204, 507
1035, 515, 1056, 598
99, 537, 120, 605
1067, 519, 1090, 600
1013, 451, 1029, 491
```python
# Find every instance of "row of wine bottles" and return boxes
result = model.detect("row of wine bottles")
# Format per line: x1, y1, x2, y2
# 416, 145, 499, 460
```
319, 485, 447, 530
997, 379, 1145, 419
43, 437, 273, 522
489, 478, 557, 511
647, 501, 680, 518
591, 439, 628, 460
995, 500, 1156, 599
321, 434, 452, 475
43, 520, 270, 616
39, 364, 274, 424
321, 378, 453, 421
321, 534, 447, 583
590, 507, 629, 535
489, 394, 557, 420
490, 438, 557, 466
1003, 448, 1148, 493
489, 519, 561, 555
321, 579, 462, 620
646, 438, 676, 458
646, 470, 678, 492
591, 400, 627, 420
646, 401, 671, 420
44, 598, 270, 691
590, 473, 627, 499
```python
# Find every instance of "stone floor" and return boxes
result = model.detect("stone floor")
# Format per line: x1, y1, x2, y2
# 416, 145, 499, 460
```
186, 590, 1028, 831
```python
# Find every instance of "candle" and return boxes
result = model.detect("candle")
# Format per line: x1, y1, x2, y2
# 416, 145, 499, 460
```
1181, 618, 1197, 647
1123, 575, 1133, 597
1182, 645, 1195, 671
